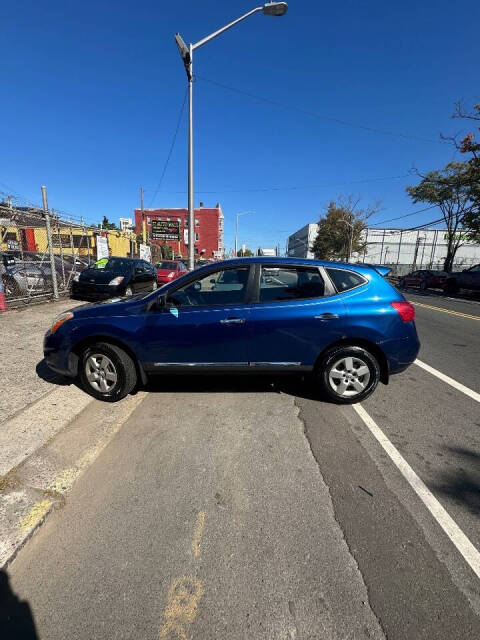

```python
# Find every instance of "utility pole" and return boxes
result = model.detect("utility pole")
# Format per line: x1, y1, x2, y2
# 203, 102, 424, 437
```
41, 186, 59, 300
412, 232, 422, 270
174, 3, 288, 271
140, 186, 146, 244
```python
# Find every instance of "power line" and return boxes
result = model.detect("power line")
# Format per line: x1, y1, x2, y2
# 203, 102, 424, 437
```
197, 75, 447, 145
369, 204, 439, 227
144, 172, 411, 195
148, 88, 188, 207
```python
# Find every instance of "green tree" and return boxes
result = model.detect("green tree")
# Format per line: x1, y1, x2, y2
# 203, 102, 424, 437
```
236, 248, 253, 257
407, 162, 478, 271
312, 198, 377, 262
448, 102, 480, 240
97, 216, 118, 230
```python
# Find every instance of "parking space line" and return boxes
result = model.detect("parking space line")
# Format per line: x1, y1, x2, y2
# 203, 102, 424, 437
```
415, 359, 480, 404
353, 403, 480, 580
411, 301, 480, 321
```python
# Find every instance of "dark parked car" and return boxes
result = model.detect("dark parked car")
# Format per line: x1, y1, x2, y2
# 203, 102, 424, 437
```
155, 260, 187, 284
45, 257, 419, 405
444, 264, 480, 295
71, 257, 157, 301
399, 269, 447, 291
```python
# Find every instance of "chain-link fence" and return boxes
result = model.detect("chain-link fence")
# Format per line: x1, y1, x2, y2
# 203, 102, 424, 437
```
0, 203, 140, 306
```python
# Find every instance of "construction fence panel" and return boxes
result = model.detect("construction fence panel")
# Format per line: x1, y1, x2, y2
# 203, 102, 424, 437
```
1, 205, 140, 306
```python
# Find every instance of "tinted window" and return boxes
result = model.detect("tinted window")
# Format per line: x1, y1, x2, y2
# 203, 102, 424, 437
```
259, 266, 325, 302
468, 265, 480, 273
326, 268, 366, 292
169, 267, 249, 307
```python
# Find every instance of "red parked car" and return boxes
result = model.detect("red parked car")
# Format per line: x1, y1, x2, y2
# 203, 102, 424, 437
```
155, 260, 187, 284
398, 269, 447, 291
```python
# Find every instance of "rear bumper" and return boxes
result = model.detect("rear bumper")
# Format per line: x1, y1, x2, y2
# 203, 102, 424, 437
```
382, 327, 420, 375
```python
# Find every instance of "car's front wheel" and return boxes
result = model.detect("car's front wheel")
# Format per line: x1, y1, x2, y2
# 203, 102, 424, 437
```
79, 342, 137, 402
316, 346, 380, 404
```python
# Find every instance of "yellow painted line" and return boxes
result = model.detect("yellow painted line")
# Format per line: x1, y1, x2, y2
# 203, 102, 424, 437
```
19, 499, 52, 532
191, 510, 206, 558
411, 300, 480, 321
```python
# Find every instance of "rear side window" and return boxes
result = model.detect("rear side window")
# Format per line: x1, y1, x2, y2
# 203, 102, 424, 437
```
326, 268, 366, 292
259, 266, 325, 302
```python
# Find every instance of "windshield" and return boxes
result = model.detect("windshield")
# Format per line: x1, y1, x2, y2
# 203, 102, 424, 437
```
92, 258, 131, 272
156, 261, 178, 270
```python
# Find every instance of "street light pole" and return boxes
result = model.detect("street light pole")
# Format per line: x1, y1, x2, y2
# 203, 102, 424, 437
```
175, 2, 288, 271
235, 211, 254, 256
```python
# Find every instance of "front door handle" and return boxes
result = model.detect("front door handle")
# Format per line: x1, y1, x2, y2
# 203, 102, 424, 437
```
315, 313, 340, 320
220, 317, 245, 325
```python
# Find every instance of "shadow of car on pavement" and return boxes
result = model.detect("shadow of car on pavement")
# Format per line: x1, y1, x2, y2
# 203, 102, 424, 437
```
35, 358, 73, 386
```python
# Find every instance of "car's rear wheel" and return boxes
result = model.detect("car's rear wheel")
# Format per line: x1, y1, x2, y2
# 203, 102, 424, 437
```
445, 280, 458, 296
79, 342, 137, 402
316, 346, 380, 404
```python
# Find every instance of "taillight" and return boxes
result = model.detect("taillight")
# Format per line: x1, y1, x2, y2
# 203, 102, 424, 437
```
391, 301, 415, 322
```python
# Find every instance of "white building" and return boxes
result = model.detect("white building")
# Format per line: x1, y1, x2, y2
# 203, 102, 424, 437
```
287, 224, 318, 259
119, 217, 133, 232
360, 227, 480, 271
287, 223, 480, 271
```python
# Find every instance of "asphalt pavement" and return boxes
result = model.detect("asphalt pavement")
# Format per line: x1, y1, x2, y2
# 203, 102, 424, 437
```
2, 288, 480, 639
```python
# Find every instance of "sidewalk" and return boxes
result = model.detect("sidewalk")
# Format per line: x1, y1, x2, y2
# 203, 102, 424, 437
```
0, 298, 147, 567
0, 298, 82, 426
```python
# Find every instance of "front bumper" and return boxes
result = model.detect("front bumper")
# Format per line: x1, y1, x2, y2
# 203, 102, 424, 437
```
43, 329, 78, 377
71, 282, 122, 301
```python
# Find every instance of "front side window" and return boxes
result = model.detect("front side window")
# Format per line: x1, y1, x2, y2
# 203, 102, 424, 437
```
326, 268, 366, 292
259, 266, 325, 302
168, 267, 249, 307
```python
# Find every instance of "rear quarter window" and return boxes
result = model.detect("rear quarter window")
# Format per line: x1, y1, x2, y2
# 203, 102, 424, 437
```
326, 268, 367, 292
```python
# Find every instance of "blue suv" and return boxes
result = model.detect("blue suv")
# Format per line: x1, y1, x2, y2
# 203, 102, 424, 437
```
43, 257, 420, 404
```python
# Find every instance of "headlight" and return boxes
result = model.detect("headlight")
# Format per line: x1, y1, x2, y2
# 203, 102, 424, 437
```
73, 273, 80, 282
108, 276, 124, 286
51, 312, 73, 334
167, 272, 175, 278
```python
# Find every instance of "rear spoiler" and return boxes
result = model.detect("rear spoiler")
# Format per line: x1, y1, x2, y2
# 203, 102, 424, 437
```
363, 264, 392, 277
373, 265, 391, 277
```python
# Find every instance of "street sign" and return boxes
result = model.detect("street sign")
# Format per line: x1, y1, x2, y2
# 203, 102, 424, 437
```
152, 220, 180, 241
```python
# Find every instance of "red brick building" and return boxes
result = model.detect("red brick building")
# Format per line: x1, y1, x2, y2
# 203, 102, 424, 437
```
134, 203, 224, 259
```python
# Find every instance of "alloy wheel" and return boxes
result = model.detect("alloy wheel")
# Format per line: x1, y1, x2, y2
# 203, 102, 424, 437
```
85, 354, 118, 393
328, 356, 371, 398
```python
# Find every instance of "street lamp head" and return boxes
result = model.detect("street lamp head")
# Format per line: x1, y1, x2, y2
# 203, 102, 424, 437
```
263, 2, 288, 16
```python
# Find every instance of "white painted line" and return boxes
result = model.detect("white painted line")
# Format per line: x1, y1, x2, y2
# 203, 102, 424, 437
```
353, 403, 480, 580
415, 359, 480, 404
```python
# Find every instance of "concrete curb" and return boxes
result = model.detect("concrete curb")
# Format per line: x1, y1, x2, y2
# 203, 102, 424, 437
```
0, 392, 146, 568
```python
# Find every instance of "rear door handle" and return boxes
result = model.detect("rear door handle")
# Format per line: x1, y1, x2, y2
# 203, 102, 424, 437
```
220, 317, 245, 325
314, 313, 339, 320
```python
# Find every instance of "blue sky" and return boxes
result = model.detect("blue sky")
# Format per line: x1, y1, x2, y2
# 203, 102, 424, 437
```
2, 0, 479, 252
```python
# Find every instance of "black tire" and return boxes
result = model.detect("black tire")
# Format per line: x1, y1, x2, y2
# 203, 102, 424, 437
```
2, 276, 17, 298
79, 342, 137, 402
444, 279, 458, 296
398, 278, 405, 288
316, 345, 380, 404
